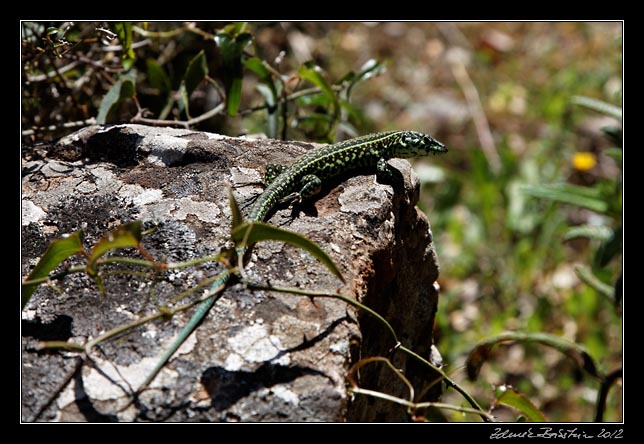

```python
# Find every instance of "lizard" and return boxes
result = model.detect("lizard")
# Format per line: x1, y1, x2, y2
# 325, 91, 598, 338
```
135, 130, 447, 396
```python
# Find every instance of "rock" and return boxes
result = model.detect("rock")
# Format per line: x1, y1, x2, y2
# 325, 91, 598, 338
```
21, 124, 442, 422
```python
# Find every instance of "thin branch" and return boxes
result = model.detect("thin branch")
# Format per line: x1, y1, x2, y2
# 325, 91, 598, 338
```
247, 283, 399, 343
131, 25, 186, 39
26, 60, 81, 82
247, 282, 492, 422
130, 102, 226, 128
205, 76, 226, 102
238, 86, 331, 117
99, 38, 151, 52
594, 367, 623, 422
412, 402, 496, 421
398, 344, 491, 422
75, 54, 125, 74
350, 387, 415, 408
347, 357, 415, 404
22, 118, 98, 137
449, 55, 502, 175
348, 387, 495, 422
82, 274, 230, 353
22, 264, 87, 287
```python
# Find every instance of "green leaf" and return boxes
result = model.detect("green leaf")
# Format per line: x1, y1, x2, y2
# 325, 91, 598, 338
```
146, 58, 171, 94
183, 50, 208, 98
575, 265, 614, 300
495, 385, 548, 422
22, 230, 85, 308
244, 56, 279, 136
96, 70, 137, 124
222, 22, 248, 36
339, 59, 386, 101
215, 31, 253, 117
255, 83, 279, 138
255, 83, 277, 108
356, 58, 387, 83
86, 220, 143, 276
522, 183, 608, 213
601, 127, 622, 148
296, 93, 333, 108
231, 221, 344, 283
298, 61, 336, 104
337, 71, 356, 85
466, 331, 601, 381
572, 96, 622, 120
114, 22, 135, 61
595, 225, 621, 268
562, 225, 613, 242
227, 77, 243, 117
243, 57, 270, 79
228, 188, 243, 230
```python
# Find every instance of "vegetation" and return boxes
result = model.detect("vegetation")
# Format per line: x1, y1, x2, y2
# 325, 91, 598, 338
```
22, 21, 622, 422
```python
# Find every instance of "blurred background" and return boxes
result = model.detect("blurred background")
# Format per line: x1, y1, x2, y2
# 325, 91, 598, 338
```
22, 21, 622, 422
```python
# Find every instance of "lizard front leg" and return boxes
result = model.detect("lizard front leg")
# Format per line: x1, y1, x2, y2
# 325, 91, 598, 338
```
376, 157, 397, 182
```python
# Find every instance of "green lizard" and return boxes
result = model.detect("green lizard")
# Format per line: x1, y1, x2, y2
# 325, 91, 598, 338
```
136, 130, 447, 396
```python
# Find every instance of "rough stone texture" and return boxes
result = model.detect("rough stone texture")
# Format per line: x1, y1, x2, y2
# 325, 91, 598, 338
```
21, 124, 442, 422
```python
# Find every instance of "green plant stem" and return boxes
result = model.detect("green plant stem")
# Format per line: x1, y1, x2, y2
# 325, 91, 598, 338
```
38, 277, 229, 354
22, 253, 226, 288
594, 367, 622, 422
247, 283, 491, 421
166, 272, 224, 305
131, 102, 226, 128
349, 387, 495, 422
37, 341, 85, 351
22, 264, 86, 286
246, 283, 399, 342
575, 265, 614, 300
87, 281, 228, 352
347, 356, 415, 403
398, 344, 490, 422
412, 402, 496, 421
238, 86, 344, 117
350, 387, 414, 408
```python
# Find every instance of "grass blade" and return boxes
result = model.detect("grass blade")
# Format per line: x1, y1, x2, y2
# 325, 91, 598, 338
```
572, 96, 622, 120
466, 331, 602, 381
22, 230, 85, 308
494, 385, 548, 422
522, 183, 608, 213
183, 50, 208, 98
96, 70, 137, 124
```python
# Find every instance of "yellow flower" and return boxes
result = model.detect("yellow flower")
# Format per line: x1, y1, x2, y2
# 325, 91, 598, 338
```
572, 152, 597, 171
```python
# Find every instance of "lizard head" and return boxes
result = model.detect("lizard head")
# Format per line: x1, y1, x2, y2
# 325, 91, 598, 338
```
396, 130, 448, 157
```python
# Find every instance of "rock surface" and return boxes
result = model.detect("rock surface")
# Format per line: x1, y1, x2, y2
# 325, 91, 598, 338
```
21, 124, 442, 422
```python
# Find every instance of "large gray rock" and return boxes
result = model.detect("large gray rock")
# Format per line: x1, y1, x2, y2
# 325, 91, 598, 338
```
21, 124, 442, 422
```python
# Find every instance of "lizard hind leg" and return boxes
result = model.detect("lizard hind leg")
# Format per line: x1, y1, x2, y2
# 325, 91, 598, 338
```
233, 163, 288, 214
299, 174, 323, 200
279, 174, 322, 205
